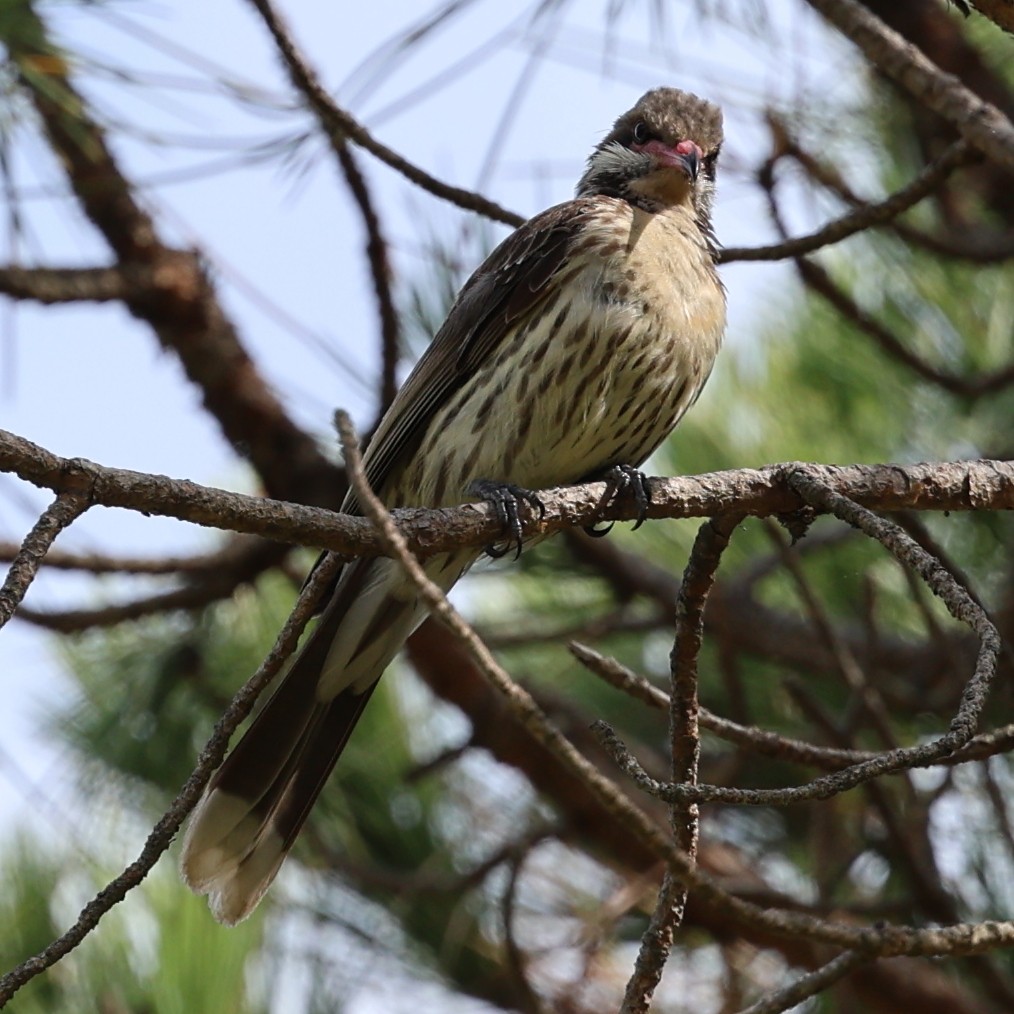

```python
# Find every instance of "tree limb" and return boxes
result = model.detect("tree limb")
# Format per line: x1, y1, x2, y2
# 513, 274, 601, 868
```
2, 428, 1011, 560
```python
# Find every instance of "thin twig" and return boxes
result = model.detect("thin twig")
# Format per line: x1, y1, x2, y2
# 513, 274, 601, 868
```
332, 141, 401, 414
720, 140, 977, 263
620, 515, 740, 1014
501, 849, 546, 1014
245, 0, 524, 228
0, 491, 89, 628
569, 643, 1014, 772
736, 949, 869, 1014
0, 264, 136, 302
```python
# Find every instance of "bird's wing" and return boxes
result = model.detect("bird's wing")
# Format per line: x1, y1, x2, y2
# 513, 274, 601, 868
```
343, 197, 607, 513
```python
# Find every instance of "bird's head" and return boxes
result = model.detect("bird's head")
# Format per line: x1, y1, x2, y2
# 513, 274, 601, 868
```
577, 88, 723, 220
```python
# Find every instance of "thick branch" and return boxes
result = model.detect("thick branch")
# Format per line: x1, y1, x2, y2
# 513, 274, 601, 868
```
2, 429, 1011, 560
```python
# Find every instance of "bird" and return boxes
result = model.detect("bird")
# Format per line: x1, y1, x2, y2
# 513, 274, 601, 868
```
181, 86, 726, 924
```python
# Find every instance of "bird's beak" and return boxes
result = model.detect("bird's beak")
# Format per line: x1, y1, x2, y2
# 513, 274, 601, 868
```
674, 145, 700, 181
634, 139, 702, 182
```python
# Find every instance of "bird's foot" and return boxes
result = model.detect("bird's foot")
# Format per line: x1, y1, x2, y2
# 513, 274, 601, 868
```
584, 463, 652, 538
469, 480, 546, 560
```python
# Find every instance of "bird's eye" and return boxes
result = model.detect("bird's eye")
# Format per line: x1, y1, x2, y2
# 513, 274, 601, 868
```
631, 120, 651, 145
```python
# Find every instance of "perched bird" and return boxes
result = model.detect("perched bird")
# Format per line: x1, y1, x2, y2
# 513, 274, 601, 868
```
181, 86, 726, 924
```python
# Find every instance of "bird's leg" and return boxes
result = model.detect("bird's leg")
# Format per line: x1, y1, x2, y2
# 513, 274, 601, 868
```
584, 463, 652, 537
468, 479, 546, 560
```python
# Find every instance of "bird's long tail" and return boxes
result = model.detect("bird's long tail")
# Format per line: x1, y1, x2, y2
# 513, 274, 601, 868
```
180, 551, 470, 924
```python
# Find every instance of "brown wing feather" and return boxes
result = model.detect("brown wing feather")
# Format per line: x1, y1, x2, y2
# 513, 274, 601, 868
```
343, 197, 601, 514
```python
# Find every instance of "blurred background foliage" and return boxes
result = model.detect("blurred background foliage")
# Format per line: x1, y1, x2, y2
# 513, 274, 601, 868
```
1, 1, 1013, 1012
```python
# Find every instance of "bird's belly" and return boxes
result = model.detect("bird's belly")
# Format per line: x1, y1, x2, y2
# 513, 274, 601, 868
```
506, 306, 690, 485
403, 300, 711, 507
396, 208, 725, 509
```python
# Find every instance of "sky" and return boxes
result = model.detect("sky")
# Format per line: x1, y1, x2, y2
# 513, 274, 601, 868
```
0, 0, 856, 1008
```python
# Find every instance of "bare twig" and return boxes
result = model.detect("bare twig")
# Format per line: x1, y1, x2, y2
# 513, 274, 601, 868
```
737, 950, 869, 1014
332, 141, 401, 414
719, 141, 977, 263
621, 514, 740, 1014
576, 641, 873, 767
501, 849, 546, 1014
0, 491, 89, 628
570, 642, 1014, 773
245, 0, 524, 228
0, 264, 135, 302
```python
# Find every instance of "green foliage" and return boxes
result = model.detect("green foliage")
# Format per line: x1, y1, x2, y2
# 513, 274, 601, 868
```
52, 573, 296, 795
0, 835, 266, 1014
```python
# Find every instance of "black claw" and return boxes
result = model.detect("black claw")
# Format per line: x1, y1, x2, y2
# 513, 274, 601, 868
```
469, 480, 545, 560
583, 520, 615, 538
603, 464, 653, 530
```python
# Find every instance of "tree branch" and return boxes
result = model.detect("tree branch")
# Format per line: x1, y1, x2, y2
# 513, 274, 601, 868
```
719, 140, 978, 263
2, 428, 1011, 560
0, 491, 88, 628
0, 264, 135, 302
620, 514, 739, 1014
